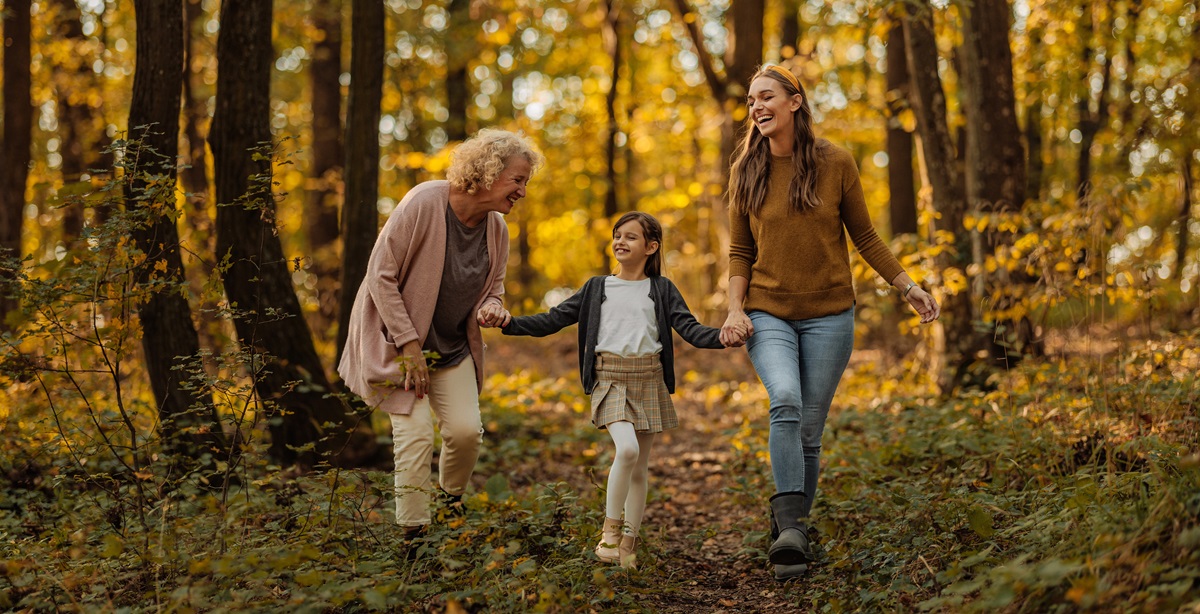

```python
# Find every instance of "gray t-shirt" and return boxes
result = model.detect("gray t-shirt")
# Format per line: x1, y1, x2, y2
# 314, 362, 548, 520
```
595, 276, 662, 357
423, 203, 489, 369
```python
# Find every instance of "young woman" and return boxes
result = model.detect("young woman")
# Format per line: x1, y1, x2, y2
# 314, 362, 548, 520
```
721, 64, 940, 581
489, 211, 742, 569
338, 129, 543, 534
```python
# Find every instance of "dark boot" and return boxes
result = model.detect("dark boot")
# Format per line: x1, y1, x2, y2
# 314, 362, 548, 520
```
774, 563, 808, 582
768, 492, 812, 566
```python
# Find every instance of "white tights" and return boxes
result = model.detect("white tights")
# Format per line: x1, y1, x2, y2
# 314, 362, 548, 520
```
604, 421, 656, 536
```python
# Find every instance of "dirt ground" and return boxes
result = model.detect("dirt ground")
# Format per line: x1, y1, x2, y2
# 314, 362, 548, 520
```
485, 332, 811, 613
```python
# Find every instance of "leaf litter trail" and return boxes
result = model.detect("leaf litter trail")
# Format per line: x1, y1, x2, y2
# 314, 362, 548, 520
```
486, 333, 810, 612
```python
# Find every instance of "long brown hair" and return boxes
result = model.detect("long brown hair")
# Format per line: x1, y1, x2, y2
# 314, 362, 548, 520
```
727, 65, 821, 216
613, 211, 663, 277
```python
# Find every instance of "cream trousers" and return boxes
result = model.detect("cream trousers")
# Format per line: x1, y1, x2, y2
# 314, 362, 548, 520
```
387, 355, 483, 527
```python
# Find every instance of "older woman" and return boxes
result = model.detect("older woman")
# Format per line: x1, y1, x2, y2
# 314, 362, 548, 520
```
339, 129, 542, 533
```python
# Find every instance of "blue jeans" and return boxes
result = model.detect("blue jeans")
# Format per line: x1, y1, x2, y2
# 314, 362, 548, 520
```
746, 308, 855, 514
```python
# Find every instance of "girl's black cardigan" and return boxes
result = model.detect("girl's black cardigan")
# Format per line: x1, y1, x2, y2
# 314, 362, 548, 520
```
501, 275, 722, 394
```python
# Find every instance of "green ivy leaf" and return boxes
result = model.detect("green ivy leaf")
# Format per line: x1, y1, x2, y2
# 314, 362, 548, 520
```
101, 534, 124, 558
967, 506, 995, 539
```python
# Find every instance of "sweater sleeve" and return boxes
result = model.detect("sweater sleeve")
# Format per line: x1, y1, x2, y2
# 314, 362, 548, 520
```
728, 205, 756, 281
502, 282, 586, 337
664, 279, 723, 349
365, 203, 421, 349
838, 153, 905, 284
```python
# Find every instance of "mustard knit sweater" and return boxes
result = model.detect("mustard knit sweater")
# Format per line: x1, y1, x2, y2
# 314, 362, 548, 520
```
729, 141, 904, 321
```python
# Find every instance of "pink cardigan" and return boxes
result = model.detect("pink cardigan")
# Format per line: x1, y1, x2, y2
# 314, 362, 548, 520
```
337, 180, 508, 414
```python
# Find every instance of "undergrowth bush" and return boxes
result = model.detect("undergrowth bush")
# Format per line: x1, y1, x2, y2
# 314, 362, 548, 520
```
753, 333, 1200, 612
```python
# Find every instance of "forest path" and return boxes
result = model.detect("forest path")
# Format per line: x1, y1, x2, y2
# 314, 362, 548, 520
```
485, 333, 818, 612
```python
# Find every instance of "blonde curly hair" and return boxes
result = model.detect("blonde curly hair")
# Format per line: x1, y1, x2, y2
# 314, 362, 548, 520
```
447, 129, 544, 194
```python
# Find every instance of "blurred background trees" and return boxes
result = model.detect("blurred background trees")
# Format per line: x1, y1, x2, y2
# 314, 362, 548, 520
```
1, 0, 1198, 465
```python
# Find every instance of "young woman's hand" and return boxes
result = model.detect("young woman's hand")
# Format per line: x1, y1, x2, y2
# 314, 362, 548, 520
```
721, 310, 753, 347
907, 286, 940, 324
399, 340, 430, 399
477, 303, 512, 328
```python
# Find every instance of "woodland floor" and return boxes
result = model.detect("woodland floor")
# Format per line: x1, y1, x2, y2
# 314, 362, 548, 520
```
481, 332, 819, 613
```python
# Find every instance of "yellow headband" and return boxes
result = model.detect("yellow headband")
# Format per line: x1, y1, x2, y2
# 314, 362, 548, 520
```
764, 64, 800, 91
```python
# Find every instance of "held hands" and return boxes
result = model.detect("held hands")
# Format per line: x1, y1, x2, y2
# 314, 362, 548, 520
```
907, 286, 941, 324
399, 340, 430, 399
477, 303, 512, 328
720, 310, 753, 347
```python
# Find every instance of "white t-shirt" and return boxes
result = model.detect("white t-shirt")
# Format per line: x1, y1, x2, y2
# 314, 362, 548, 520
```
594, 276, 662, 357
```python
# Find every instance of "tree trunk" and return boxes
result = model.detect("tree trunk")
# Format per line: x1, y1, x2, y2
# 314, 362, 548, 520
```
779, 0, 800, 59
306, 0, 344, 334
336, 0, 384, 368
1176, 153, 1195, 284
670, 0, 763, 289
128, 0, 228, 460
211, 0, 375, 469
1, 0, 33, 330
1025, 94, 1044, 201
52, 0, 103, 241
1175, 6, 1200, 284
903, 0, 975, 390
602, 0, 622, 220
886, 17, 917, 236
1075, 1, 1112, 203
445, 0, 471, 143
960, 0, 1025, 215
1115, 0, 1143, 173
959, 0, 1030, 362
181, 0, 212, 230
515, 217, 535, 300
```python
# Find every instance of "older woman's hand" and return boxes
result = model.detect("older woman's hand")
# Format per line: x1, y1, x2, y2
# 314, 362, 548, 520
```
477, 303, 512, 328
907, 286, 940, 324
399, 340, 430, 398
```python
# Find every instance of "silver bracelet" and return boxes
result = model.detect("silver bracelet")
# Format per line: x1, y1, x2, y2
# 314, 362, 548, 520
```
902, 281, 918, 298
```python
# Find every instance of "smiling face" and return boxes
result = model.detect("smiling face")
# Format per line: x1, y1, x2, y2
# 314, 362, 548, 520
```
611, 219, 659, 278
747, 76, 803, 142
482, 155, 533, 215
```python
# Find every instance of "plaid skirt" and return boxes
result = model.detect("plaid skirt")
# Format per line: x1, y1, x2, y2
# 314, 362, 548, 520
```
590, 353, 677, 433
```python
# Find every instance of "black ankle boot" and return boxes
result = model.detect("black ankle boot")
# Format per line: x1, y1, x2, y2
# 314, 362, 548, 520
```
768, 491, 813, 566
774, 563, 808, 582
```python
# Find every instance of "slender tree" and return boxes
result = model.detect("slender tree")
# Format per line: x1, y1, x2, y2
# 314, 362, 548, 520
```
1115, 0, 1143, 173
669, 0, 764, 284
886, 16, 918, 236
336, 0, 384, 367
959, 0, 1030, 360
779, 0, 800, 59
180, 0, 212, 228
602, 0, 623, 220
1177, 155, 1195, 284
1024, 84, 1045, 200
210, 0, 375, 468
52, 0, 105, 241
1074, 1, 1113, 202
1174, 5, 1200, 285
445, 0, 471, 143
1, 0, 33, 330
960, 0, 1025, 215
306, 0, 345, 331
903, 0, 976, 389
128, 0, 227, 459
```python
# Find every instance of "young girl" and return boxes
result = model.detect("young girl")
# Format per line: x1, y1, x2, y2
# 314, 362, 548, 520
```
486, 211, 741, 568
